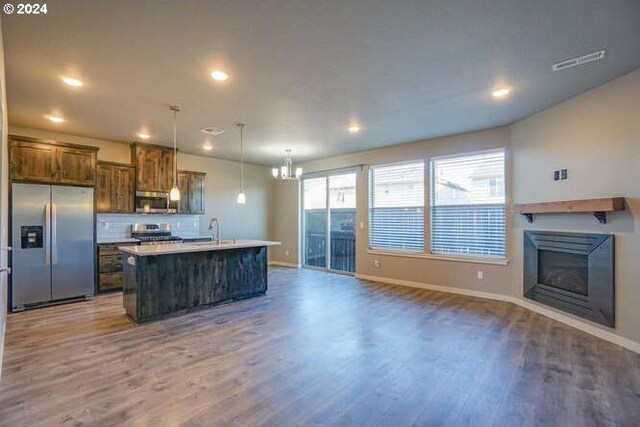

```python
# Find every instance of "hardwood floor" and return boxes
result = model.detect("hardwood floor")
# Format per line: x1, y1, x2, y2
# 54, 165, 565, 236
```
1, 267, 639, 427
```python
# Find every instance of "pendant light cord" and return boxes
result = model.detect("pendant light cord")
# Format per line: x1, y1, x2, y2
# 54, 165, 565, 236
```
238, 123, 245, 192
170, 105, 180, 189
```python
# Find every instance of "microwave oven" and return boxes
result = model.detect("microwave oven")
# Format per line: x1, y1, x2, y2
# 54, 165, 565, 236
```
135, 191, 176, 213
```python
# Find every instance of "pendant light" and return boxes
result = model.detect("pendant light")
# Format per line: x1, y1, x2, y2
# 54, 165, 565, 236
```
236, 123, 246, 204
169, 105, 181, 202
271, 149, 302, 180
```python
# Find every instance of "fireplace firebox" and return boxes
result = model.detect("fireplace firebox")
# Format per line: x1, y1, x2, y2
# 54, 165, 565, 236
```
524, 230, 615, 327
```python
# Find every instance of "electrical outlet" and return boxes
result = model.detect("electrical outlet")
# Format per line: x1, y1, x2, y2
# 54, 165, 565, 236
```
103, 221, 110, 230
374, 259, 380, 268
560, 169, 568, 180
285, 250, 290, 257
477, 271, 484, 280
553, 170, 560, 181
360, 222, 365, 229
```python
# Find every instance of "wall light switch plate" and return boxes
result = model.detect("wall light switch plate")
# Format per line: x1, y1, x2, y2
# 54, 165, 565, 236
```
561, 169, 568, 180
360, 222, 365, 229
477, 271, 484, 280
374, 259, 380, 268
554, 170, 560, 181
285, 250, 290, 256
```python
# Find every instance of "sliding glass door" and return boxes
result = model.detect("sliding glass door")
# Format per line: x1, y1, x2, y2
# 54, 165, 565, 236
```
303, 172, 356, 273
303, 177, 327, 268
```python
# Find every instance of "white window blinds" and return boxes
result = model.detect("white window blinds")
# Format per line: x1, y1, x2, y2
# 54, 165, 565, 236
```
431, 150, 506, 257
369, 162, 424, 251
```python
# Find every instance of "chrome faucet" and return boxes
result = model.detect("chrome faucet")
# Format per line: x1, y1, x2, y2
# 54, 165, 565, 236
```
208, 217, 221, 245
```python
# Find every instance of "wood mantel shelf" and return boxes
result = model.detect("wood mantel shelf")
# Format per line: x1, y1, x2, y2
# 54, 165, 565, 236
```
514, 197, 625, 224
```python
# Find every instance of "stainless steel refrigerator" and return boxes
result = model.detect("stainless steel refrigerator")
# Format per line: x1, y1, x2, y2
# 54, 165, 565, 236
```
11, 183, 95, 311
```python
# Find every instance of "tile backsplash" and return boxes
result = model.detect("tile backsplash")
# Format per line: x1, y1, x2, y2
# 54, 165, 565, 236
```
97, 214, 202, 239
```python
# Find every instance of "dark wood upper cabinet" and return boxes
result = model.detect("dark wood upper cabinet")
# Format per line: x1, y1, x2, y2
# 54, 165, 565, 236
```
175, 171, 206, 214
132, 143, 175, 192
9, 139, 57, 183
96, 163, 112, 212
56, 146, 97, 186
9, 137, 98, 186
96, 162, 135, 213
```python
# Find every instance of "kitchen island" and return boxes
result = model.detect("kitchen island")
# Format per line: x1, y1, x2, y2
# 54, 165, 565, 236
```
119, 240, 280, 323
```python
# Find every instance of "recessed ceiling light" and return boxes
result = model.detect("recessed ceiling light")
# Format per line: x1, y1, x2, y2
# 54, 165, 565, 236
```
61, 76, 83, 87
348, 124, 361, 134
203, 144, 213, 151
137, 132, 151, 140
46, 115, 65, 123
492, 88, 511, 99
210, 70, 229, 81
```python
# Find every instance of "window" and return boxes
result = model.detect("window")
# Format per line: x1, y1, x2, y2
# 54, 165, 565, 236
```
369, 161, 424, 251
430, 150, 506, 257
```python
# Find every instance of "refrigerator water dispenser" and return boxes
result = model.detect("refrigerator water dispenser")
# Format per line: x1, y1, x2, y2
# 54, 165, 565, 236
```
20, 225, 43, 249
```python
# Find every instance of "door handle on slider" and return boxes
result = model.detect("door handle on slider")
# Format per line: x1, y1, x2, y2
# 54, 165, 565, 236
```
0, 267, 11, 274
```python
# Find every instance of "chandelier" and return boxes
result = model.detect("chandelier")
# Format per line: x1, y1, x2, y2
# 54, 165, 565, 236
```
272, 149, 302, 180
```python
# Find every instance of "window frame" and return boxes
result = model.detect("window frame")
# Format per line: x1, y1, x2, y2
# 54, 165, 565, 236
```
429, 148, 507, 260
365, 149, 508, 265
368, 159, 426, 253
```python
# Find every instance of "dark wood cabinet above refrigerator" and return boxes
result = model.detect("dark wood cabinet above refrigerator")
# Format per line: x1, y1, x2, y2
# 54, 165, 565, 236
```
9, 136, 98, 186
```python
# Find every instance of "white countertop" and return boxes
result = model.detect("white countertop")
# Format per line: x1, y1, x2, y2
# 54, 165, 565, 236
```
97, 237, 141, 244
119, 239, 281, 256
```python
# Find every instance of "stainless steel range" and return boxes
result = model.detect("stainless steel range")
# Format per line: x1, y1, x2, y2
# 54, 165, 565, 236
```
131, 223, 183, 245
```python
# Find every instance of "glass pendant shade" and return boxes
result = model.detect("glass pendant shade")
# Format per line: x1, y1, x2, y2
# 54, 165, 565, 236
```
169, 186, 180, 201
237, 191, 246, 204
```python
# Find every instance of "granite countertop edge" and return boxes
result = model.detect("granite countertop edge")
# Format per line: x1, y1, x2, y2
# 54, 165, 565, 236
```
119, 240, 281, 256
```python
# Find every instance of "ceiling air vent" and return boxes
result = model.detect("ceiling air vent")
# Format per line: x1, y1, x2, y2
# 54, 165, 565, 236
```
552, 49, 606, 71
200, 127, 225, 136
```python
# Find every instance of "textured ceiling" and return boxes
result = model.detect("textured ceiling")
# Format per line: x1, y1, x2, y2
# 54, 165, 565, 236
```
3, 0, 640, 165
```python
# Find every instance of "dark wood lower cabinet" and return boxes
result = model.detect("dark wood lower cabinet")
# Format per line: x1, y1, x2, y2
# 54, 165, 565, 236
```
122, 246, 267, 322
98, 243, 136, 292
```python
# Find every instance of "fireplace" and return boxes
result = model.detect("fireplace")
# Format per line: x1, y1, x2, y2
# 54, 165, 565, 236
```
524, 230, 615, 327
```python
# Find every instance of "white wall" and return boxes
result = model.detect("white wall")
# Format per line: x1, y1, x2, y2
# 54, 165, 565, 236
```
8, 127, 274, 241
510, 69, 640, 344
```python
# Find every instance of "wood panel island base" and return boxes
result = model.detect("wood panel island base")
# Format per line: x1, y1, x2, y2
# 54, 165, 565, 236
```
119, 240, 280, 323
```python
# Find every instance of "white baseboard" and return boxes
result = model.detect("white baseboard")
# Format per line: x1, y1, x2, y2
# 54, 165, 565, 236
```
355, 273, 640, 355
269, 261, 301, 268
355, 273, 514, 303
